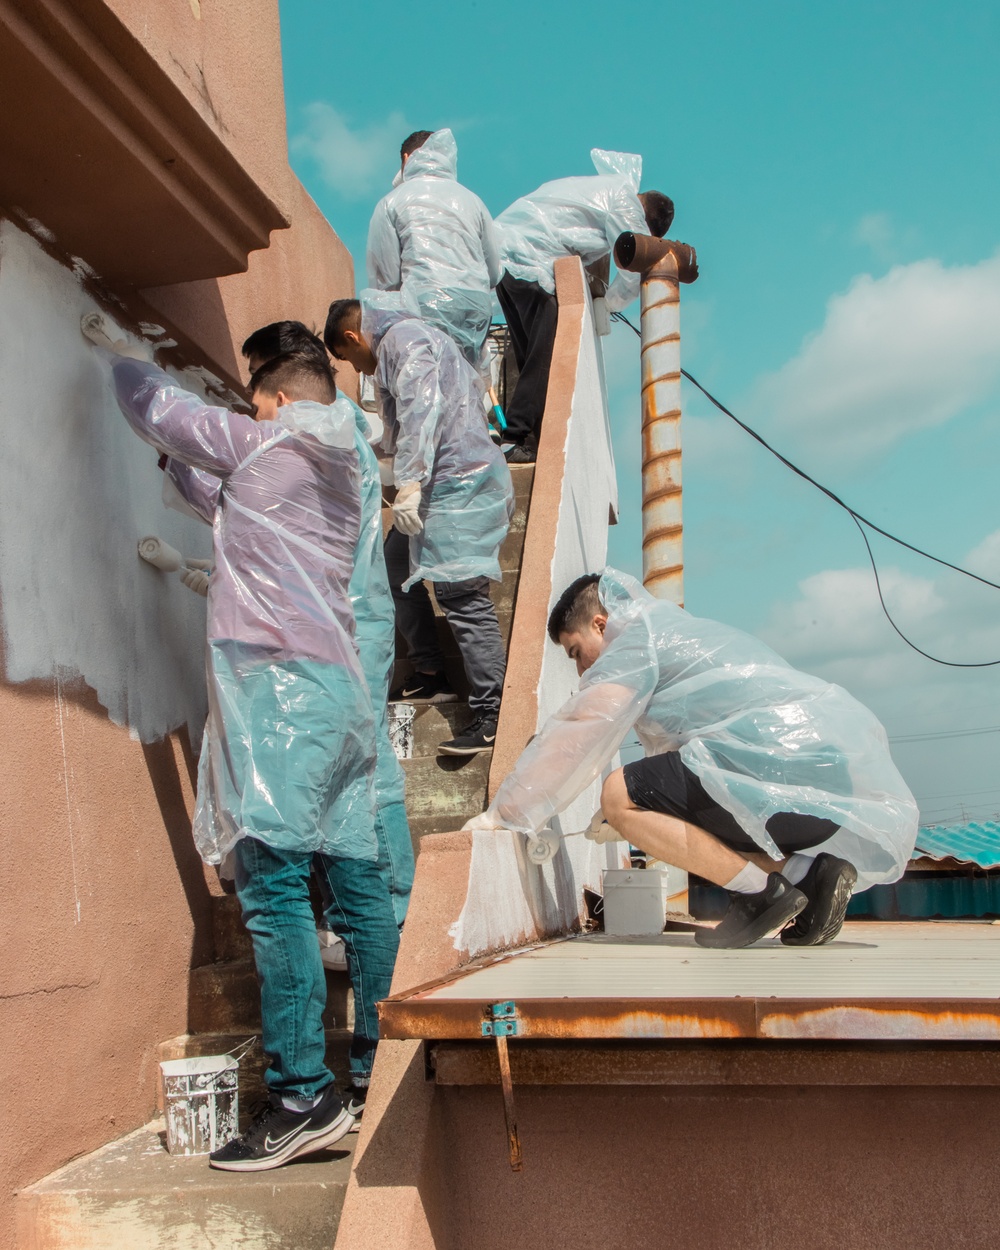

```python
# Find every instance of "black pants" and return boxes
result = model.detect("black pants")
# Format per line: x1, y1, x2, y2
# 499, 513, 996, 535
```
383, 527, 506, 719
622, 752, 839, 856
496, 271, 559, 446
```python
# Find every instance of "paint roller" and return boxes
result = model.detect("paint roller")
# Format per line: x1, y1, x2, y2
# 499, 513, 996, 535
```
524, 817, 625, 865
138, 537, 212, 597
138, 536, 183, 572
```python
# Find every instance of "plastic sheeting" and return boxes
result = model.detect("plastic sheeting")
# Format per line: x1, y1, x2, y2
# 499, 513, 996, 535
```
366, 129, 501, 366
362, 290, 514, 589
488, 569, 918, 890
495, 148, 649, 312
110, 357, 377, 864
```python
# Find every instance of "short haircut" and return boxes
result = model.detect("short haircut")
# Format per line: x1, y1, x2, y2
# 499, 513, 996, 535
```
547, 573, 604, 643
640, 191, 675, 238
401, 130, 433, 160
249, 351, 336, 405
323, 299, 362, 354
241, 320, 327, 363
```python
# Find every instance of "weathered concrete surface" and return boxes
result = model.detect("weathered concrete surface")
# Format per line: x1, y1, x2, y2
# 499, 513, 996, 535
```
17, 1120, 356, 1250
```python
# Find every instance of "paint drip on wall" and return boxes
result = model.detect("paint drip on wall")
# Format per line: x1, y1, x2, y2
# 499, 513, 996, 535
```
0, 221, 212, 743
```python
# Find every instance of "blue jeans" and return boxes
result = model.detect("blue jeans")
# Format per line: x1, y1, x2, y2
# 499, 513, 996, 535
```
374, 794, 414, 928
234, 837, 400, 1098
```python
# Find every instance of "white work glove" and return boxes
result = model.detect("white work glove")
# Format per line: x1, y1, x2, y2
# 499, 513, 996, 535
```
462, 811, 505, 833
392, 481, 423, 536
584, 807, 624, 845
179, 560, 211, 597
80, 312, 152, 361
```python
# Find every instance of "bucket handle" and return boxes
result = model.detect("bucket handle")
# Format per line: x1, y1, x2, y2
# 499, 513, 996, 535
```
229, 1035, 258, 1065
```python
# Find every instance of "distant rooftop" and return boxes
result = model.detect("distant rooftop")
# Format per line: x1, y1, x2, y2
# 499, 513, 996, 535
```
915, 821, 1000, 870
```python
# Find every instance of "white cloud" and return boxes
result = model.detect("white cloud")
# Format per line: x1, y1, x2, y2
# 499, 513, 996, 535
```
749, 251, 1000, 463
759, 530, 1000, 820
290, 104, 409, 200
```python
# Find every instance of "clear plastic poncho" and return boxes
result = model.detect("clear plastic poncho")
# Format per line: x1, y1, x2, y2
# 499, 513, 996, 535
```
363, 291, 514, 589
495, 149, 650, 312
366, 129, 501, 366
344, 399, 409, 822
110, 358, 378, 865
488, 569, 918, 890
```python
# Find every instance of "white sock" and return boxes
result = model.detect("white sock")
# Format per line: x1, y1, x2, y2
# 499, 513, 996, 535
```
782, 853, 813, 886
723, 862, 769, 894
281, 1093, 322, 1113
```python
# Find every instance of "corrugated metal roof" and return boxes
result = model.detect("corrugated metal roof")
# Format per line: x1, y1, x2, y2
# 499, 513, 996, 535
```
915, 821, 1000, 869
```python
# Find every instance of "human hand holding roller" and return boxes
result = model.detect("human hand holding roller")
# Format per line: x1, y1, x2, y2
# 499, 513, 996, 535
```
80, 312, 152, 362
138, 536, 212, 595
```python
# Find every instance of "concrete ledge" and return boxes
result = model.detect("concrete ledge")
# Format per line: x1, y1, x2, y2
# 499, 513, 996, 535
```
431, 1039, 1000, 1087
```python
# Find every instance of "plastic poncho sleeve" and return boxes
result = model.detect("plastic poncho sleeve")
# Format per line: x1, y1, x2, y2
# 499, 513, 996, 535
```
380, 330, 447, 488
602, 187, 651, 313
366, 196, 403, 291
111, 357, 266, 475
164, 459, 221, 524
481, 210, 502, 289
487, 616, 659, 834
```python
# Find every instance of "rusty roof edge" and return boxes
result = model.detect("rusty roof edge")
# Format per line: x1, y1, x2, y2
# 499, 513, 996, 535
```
379, 995, 1000, 1044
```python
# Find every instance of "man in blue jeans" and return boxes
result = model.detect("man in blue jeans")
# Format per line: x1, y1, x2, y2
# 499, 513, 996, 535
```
84, 316, 399, 1171
242, 321, 415, 935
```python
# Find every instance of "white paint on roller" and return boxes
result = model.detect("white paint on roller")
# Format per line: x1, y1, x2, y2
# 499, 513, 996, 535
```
0, 220, 212, 743
453, 279, 629, 958
137, 536, 183, 572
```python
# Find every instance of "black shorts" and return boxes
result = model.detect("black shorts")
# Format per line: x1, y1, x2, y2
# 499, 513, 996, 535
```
622, 752, 839, 856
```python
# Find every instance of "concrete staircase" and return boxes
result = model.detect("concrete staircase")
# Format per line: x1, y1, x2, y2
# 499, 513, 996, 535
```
17, 464, 533, 1250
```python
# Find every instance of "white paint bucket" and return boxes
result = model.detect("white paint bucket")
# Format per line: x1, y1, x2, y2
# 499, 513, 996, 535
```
388, 701, 416, 759
160, 1054, 240, 1155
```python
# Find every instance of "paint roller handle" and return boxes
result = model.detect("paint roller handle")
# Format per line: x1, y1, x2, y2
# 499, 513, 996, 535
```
487, 386, 507, 433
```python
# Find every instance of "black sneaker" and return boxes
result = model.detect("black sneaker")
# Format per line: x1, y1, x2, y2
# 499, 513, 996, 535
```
780, 853, 858, 946
694, 873, 807, 949
389, 671, 457, 704
503, 443, 536, 464
437, 715, 498, 756
208, 1085, 354, 1172
345, 1084, 367, 1133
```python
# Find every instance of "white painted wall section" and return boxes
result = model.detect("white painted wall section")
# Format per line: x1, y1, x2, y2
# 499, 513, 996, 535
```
0, 221, 212, 742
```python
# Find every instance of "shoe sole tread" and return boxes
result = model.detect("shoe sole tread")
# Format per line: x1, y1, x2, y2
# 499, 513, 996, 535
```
208, 1108, 355, 1172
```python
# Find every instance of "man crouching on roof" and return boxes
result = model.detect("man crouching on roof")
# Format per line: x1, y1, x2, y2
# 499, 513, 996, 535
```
465, 570, 918, 950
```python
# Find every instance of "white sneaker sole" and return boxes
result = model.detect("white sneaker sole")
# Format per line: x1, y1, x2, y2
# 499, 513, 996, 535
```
208, 1108, 355, 1172
437, 741, 495, 756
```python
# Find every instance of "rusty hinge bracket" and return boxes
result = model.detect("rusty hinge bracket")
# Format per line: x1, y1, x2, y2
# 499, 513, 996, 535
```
481, 1000, 518, 1037
482, 1002, 522, 1171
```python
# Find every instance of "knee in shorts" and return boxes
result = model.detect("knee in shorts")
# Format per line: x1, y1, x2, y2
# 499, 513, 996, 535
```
601, 769, 628, 820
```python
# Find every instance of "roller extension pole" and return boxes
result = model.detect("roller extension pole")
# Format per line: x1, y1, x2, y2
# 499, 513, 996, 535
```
614, 234, 699, 604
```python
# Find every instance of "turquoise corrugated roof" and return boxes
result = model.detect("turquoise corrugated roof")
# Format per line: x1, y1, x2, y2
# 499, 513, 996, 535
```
915, 821, 1000, 870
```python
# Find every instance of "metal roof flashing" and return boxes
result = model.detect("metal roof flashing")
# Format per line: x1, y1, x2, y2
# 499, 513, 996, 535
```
380, 922, 1000, 1044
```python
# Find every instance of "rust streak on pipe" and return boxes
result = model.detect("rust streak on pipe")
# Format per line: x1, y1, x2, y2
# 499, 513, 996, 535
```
613, 232, 698, 605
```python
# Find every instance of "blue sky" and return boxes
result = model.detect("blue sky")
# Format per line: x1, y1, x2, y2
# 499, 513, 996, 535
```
279, 0, 1000, 825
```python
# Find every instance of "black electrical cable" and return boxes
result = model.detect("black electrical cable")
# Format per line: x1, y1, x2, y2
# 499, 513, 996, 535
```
611, 309, 1000, 667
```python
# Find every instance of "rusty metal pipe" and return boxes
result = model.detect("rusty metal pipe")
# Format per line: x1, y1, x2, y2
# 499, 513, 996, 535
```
613, 234, 699, 604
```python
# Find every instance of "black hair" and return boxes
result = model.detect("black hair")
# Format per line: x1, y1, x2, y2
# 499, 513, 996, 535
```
241, 320, 327, 363
547, 573, 604, 643
400, 130, 433, 161
249, 351, 336, 405
639, 191, 675, 238
323, 299, 362, 355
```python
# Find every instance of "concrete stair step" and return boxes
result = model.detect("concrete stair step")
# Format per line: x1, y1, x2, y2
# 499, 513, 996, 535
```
156, 1030, 354, 1117
399, 749, 491, 833
408, 700, 469, 755
17, 1118, 356, 1250
188, 960, 353, 1035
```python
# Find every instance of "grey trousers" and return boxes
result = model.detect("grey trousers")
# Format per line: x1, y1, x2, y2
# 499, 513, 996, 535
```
383, 526, 506, 719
